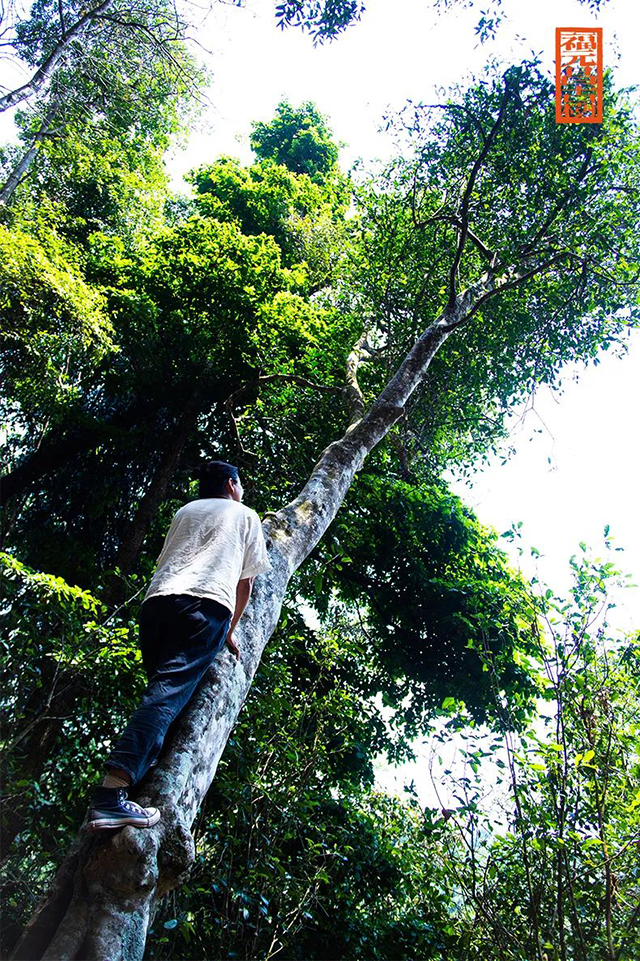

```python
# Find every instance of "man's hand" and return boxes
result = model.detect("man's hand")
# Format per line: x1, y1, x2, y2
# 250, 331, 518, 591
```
226, 632, 240, 661
226, 577, 253, 662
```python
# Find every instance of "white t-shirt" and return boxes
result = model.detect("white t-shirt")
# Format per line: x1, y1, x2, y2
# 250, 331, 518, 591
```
144, 498, 272, 613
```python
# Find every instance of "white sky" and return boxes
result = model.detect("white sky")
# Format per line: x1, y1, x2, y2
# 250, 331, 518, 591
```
166, 0, 638, 176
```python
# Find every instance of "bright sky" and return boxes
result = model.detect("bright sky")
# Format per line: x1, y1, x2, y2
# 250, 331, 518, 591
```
167, 0, 638, 175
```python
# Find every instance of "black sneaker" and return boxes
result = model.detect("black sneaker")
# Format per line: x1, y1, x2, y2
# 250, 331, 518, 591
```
88, 786, 161, 831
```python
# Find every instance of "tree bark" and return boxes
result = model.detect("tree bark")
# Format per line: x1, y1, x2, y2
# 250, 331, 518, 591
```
0, 98, 61, 204
9, 264, 549, 960
0, 142, 40, 206
0, 0, 116, 114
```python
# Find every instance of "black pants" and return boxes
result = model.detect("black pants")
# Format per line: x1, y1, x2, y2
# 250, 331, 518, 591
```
105, 594, 231, 785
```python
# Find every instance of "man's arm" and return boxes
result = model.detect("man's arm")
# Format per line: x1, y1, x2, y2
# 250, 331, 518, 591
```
225, 576, 254, 660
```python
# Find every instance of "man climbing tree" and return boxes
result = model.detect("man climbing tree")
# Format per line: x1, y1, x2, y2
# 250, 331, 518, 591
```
87, 461, 271, 830
3, 66, 640, 961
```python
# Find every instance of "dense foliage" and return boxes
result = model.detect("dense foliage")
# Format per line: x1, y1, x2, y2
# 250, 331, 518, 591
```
2, 549, 637, 960
1, 22, 639, 957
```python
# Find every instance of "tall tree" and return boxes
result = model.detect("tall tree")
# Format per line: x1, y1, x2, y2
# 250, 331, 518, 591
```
1, 144, 351, 584
8, 65, 640, 960
250, 100, 341, 183
0, 0, 202, 204
0, 0, 369, 204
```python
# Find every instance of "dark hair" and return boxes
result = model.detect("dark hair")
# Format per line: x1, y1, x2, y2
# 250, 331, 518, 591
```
195, 460, 239, 498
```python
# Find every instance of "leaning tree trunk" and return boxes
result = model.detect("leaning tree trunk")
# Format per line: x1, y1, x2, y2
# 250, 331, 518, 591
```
0, 0, 115, 115
0, 96, 63, 204
10, 267, 533, 960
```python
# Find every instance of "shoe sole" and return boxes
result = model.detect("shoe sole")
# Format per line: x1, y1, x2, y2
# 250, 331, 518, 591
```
88, 810, 161, 831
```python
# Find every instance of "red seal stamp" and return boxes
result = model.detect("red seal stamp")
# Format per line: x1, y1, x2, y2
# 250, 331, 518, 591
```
556, 27, 603, 124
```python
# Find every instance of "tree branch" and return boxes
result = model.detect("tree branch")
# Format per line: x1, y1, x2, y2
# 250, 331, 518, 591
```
441, 254, 565, 332
223, 374, 342, 458
57, 0, 66, 38
433, 214, 497, 263
0, 0, 115, 113
344, 329, 385, 427
520, 148, 595, 256
447, 78, 514, 307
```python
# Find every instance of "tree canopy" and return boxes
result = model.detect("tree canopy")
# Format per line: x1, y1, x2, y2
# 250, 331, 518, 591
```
1, 35, 639, 961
